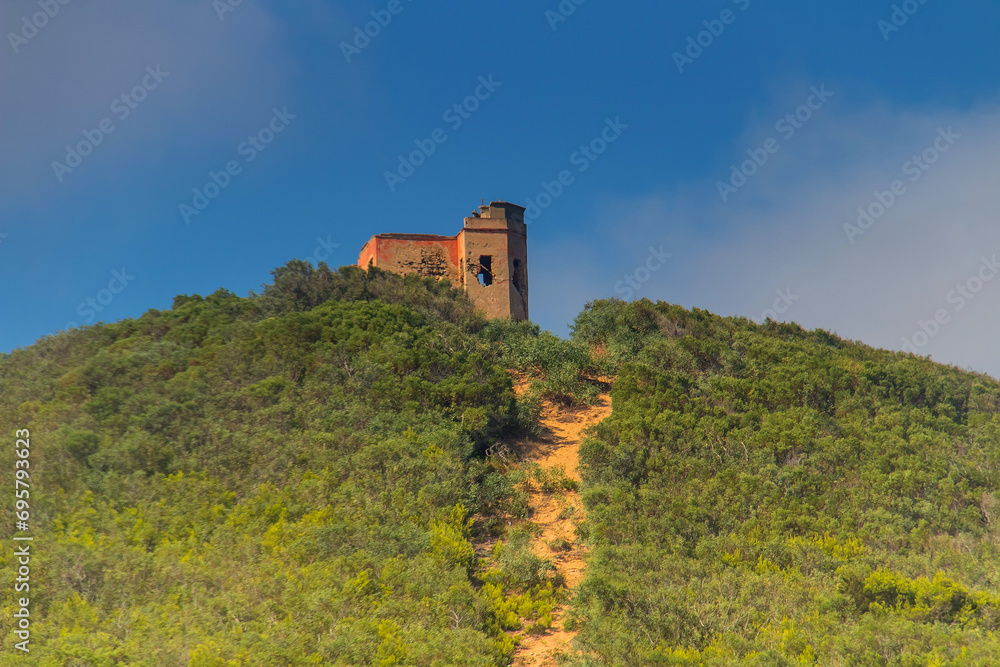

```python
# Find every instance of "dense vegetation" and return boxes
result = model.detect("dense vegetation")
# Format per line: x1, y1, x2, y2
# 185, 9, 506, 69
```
569, 299, 1000, 665
4, 261, 1000, 665
0, 263, 559, 666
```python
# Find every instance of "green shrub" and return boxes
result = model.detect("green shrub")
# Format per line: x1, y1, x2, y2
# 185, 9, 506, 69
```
569, 298, 1000, 665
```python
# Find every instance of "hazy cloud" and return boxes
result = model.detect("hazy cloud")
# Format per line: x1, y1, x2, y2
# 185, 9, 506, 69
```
534, 96, 1000, 376
0, 0, 296, 203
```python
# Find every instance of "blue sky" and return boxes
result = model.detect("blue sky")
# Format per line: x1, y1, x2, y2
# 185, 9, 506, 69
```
3, 0, 1000, 374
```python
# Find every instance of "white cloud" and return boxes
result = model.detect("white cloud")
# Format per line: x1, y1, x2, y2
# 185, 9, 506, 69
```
536, 96, 1000, 377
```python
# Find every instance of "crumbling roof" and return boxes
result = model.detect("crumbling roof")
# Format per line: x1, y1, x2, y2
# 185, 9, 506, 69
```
372, 233, 456, 241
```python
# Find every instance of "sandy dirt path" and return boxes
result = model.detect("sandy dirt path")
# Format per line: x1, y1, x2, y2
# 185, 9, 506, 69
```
512, 393, 612, 667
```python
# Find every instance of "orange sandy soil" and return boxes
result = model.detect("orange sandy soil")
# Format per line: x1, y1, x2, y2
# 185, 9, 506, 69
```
510, 391, 612, 667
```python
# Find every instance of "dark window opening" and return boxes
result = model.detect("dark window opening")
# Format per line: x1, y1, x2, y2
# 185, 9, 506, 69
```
512, 259, 522, 292
478, 255, 493, 286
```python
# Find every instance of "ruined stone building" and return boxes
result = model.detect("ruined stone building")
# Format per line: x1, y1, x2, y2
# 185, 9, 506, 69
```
358, 201, 528, 320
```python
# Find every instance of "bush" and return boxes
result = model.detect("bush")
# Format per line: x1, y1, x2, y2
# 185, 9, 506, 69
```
569, 298, 1000, 665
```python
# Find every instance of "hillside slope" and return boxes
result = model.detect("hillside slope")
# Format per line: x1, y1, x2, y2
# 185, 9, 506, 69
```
0, 263, 549, 665
569, 299, 1000, 665
3, 264, 1000, 666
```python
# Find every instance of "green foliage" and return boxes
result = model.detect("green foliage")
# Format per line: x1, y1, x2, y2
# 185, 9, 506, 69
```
255, 261, 481, 326
860, 569, 1000, 626
569, 298, 1000, 666
481, 319, 600, 405
0, 263, 538, 666
431, 504, 477, 573
469, 469, 530, 534
480, 526, 559, 637
488, 525, 554, 591
8, 270, 1000, 664
524, 463, 579, 494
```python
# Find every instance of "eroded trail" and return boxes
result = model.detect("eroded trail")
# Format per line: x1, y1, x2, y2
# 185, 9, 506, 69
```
513, 393, 612, 667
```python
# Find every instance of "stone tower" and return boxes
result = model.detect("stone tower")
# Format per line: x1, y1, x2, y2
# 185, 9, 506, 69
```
357, 200, 528, 320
